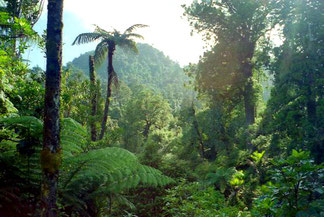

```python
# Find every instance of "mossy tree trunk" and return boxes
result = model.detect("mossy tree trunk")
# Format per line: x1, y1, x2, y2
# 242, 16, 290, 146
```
41, 0, 63, 216
99, 42, 115, 140
89, 55, 97, 141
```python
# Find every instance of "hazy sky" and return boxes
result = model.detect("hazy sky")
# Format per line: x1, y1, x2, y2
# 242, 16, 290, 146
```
25, 0, 205, 68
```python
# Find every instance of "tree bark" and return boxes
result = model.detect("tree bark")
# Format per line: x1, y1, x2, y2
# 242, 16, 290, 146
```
41, 0, 63, 216
89, 55, 97, 141
99, 44, 115, 140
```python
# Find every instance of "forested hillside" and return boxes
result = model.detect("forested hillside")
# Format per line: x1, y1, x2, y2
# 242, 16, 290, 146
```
68, 43, 192, 109
0, 0, 323, 217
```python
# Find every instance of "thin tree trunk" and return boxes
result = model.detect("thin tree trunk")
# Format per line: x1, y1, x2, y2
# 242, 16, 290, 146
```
143, 120, 151, 139
306, 71, 316, 123
89, 55, 97, 141
243, 78, 255, 125
191, 105, 205, 159
99, 45, 115, 140
41, 0, 63, 216
241, 44, 255, 126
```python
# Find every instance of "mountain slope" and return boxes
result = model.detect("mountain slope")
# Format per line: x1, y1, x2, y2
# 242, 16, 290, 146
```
68, 43, 192, 108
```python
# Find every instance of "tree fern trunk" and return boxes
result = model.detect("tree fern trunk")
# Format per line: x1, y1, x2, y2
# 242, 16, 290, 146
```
89, 55, 97, 141
41, 0, 63, 216
99, 45, 115, 140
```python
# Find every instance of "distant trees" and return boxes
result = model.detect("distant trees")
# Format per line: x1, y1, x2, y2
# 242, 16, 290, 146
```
41, 0, 63, 216
73, 24, 147, 140
120, 87, 173, 153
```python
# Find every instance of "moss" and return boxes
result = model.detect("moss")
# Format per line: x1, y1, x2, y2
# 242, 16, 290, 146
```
40, 148, 62, 173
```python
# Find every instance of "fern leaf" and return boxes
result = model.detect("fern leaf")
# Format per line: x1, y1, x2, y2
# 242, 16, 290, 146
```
72, 32, 102, 45
123, 24, 149, 34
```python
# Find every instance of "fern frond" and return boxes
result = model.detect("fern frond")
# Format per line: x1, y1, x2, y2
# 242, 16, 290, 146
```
94, 25, 113, 35
94, 40, 108, 66
60, 147, 173, 197
0, 116, 173, 215
113, 194, 135, 210
123, 24, 149, 34
61, 118, 87, 157
124, 33, 144, 40
118, 40, 138, 53
0, 116, 43, 138
72, 32, 102, 45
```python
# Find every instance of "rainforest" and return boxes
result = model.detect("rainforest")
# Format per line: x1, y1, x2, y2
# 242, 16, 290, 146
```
0, 0, 323, 216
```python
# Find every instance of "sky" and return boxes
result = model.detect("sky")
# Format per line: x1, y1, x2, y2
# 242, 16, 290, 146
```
25, 0, 205, 68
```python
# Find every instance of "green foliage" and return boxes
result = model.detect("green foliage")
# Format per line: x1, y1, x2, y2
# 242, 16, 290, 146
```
0, 116, 173, 216
0, 1, 323, 216
119, 87, 174, 153
164, 180, 251, 217
61, 67, 90, 123
0, 116, 42, 216
250, 150, 265, 165
0, 7, 43, 118
0, 115, 42, 138
9, 69, 45, 118
252, 150, 324, 217
2, 0, 43, 26
183, 0, 277, 126
69, 43, 191, 109
0, 4, 43, 54
260, 0, 324, 162
60, 118, 173, 216
207, 167, 237, 193
0, 48, 23, 116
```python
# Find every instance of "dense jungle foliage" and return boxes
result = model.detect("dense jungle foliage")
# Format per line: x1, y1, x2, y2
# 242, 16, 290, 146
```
0, 0, 323, 216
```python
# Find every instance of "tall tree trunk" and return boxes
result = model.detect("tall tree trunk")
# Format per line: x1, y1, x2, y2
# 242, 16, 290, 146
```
242, 44, 256, 126
41, 0, 63, 216
306, 65, 321, 162
89, 55, 97, 141
99, 45, 115, 140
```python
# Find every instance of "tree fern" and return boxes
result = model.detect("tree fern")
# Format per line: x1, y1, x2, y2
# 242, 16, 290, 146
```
59, 118, 173, 214
0, 116, 43, 216
0, 116, 173, 216
60, 118, 87, 156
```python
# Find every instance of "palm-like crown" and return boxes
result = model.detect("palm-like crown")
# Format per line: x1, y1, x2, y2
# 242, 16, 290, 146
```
72, 24, 148, 66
